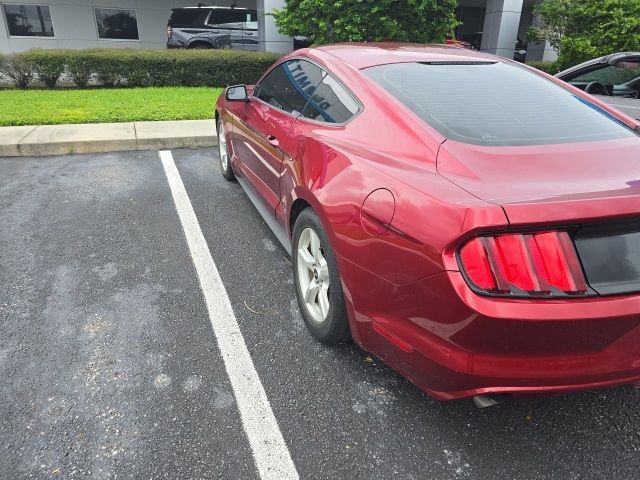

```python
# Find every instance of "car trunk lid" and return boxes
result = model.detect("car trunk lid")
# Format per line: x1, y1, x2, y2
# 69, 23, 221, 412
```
438, 136, 640, 295
437, 136, 640, 225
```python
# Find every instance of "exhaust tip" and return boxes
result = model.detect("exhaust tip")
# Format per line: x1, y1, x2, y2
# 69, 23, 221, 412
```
472, 394, 509, 409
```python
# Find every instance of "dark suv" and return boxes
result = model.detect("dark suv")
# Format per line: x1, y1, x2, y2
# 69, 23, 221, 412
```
166, 6, 258, 50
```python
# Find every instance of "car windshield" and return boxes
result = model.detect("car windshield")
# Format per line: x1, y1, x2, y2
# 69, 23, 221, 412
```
364, 62, 636, 146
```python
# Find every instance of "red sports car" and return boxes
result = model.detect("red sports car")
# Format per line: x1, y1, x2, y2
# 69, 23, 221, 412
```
215, 43, 640, 405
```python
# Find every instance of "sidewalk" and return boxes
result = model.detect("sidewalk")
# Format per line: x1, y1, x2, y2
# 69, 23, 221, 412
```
0, 119, 217, 157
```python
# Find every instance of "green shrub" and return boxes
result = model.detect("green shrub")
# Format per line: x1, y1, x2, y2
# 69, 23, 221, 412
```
5, 48, 281, 89
526, 60, 560, 75
22, 49, 67, 88
113, 49, 282, 87
85, 50, 126, 87
530, 0, 640, 70
0, 54, 36, 88
274, 0, 460, 44
66, 51, 93, 88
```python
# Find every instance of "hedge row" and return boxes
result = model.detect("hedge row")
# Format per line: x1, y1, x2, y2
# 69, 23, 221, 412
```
525, 60, 561, 75
0, 48, 281, 89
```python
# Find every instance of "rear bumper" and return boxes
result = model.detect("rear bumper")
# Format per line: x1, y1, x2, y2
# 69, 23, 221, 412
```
339, 255, 640, 400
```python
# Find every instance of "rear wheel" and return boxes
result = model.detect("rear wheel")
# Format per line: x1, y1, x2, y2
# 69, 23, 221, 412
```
217, 119, 235, 181
292, 209, 351, 344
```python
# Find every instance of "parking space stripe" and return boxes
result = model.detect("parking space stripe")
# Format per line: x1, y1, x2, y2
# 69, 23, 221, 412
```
159, 150, 299, 480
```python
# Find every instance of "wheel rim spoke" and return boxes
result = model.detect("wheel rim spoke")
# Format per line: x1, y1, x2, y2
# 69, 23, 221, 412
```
309, 231, 321, 260
296, 227, 331, 324
299, 248, 315, 271
318, 283, 330, 318
218, 123, 228, 169
304, 279, 320, 304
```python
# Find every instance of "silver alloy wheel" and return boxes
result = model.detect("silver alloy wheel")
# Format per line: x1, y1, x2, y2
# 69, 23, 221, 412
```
297, 227, 330, 324
218, 121, 228, 171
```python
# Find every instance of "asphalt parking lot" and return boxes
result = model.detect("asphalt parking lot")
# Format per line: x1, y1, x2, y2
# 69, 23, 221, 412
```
1, 147, 639, 480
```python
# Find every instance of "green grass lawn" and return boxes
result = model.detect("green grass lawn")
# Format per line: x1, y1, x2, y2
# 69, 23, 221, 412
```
0, 87, 223, 126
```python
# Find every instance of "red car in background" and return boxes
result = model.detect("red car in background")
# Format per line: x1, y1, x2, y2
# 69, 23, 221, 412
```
215, 43, 640, 406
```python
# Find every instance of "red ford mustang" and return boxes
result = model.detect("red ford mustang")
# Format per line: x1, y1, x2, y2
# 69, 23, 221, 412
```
215, 43, 640, 404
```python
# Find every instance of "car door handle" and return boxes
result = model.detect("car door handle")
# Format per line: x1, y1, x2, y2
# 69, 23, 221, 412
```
265, 134, 280, 147
245, 32, 254, 35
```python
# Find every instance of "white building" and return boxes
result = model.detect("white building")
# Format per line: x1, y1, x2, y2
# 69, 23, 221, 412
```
0, 0, 555, 61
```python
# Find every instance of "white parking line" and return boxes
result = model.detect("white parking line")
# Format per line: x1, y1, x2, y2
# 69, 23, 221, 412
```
159, 150, 299, 480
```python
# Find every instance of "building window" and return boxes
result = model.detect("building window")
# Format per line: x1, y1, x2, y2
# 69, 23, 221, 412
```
2, 4, 54, 37
94, 8, 139, 40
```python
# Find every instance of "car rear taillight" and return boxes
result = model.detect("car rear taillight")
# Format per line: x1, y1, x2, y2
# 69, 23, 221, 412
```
166, 26, 172, 39
458, 231, 589, 297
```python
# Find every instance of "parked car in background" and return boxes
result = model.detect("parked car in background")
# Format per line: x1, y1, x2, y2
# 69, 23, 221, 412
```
167, 5, 257, 50
556, 52, 640, 120
215, 43, 640, 405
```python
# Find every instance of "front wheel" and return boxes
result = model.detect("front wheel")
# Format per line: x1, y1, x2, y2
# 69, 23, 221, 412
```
217, 119, 235, 181
292, 209, 351, 344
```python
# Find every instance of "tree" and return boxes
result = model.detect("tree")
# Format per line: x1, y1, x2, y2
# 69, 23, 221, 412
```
530, 0, 640, 69
273, 0, 459, 45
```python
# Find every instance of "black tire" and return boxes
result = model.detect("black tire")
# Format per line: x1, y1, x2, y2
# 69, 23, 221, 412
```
217, 119, 235, 181
292, 208, 351, 344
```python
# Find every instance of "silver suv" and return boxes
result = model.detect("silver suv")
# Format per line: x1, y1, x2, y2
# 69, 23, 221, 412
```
166, 6, 258, 50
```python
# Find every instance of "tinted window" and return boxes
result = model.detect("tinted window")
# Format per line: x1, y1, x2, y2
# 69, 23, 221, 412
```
569, 63, 640, 87
168, 9, 206, 27
3, 4, 54, 37
209, 9, 246, 26
95, 8, 139, 40
255, 60, 324, 115
364, 62, 636, 146
302, 73, 359, 123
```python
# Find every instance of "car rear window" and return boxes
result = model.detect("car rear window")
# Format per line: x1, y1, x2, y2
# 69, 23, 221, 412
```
168, 9, 207, 27
363, 62, 636, 146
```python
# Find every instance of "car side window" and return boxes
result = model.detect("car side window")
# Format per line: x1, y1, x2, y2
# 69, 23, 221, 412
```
301, 72, 360, 123
254, 60, 324, 116
208, 9, 246, 26
569, 63, 640, 87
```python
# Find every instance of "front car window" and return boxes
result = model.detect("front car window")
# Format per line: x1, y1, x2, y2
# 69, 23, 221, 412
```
3, 4, 54, 37
95, 8, 139, 40
254, 60, 324, 115
364, 62, 636, 146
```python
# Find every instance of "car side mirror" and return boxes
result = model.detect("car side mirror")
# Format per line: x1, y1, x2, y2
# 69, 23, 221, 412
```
226, 85, 249, 102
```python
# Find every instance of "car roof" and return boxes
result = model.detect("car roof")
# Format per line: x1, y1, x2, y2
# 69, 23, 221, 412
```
314, 43, 499, 69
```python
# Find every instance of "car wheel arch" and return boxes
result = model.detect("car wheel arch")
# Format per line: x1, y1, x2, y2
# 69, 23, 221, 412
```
188, 40, 213, 49
289, 198, 311, 237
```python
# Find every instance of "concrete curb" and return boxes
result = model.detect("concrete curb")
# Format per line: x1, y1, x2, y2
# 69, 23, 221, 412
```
0, 120, 218, 157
